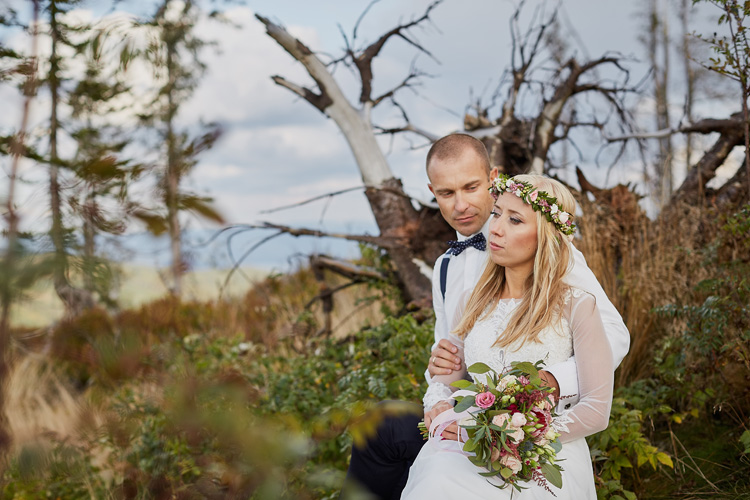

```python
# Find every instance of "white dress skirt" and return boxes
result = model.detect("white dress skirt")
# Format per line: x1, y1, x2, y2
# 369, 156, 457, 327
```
401, 289, 614, 500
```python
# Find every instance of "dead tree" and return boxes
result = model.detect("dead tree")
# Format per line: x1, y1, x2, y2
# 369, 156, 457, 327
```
382, 1, 638, 178
476, 6, 637, 176
255, 0, 748, 327
256, 2, 452, 306
256, 1, 641, 306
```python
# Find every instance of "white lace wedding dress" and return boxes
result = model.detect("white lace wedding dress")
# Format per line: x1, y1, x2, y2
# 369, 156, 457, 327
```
401, 288, 614, 499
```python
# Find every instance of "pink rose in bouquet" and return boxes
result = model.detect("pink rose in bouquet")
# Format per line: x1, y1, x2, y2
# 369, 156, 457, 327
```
476, 391, 496, 409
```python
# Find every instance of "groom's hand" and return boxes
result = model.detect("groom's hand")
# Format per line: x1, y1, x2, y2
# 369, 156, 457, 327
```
428, 339, 462, 376
424, 401, 458, 440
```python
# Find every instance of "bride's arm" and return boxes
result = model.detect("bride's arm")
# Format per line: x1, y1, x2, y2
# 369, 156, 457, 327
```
557, 291, 614, 443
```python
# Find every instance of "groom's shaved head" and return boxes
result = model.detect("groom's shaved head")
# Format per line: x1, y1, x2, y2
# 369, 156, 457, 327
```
425, 133, 497, 237
426, 134, 491, 178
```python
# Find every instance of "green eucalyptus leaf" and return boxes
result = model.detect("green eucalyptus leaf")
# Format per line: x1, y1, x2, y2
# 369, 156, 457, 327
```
454, 395, 476, 413
467, 362, 493, 374
541, 463, 563, 489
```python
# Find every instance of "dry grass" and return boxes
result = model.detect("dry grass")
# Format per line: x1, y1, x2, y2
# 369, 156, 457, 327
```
6, 354, 88, 449
237, 265, 394, 348
576, 194, 719, 384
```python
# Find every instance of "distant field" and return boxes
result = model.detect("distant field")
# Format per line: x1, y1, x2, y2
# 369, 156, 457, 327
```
10, 265, 268, 328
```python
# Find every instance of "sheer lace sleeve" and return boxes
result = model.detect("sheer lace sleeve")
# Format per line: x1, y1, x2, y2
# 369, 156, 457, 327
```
557, 291, 614, 443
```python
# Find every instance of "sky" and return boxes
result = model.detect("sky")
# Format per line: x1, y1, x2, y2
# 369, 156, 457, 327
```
1, 0, 737, 272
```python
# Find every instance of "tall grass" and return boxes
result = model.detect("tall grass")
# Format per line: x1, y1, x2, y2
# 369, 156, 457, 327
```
575, 193, 717, 385
6, 356, 84, 447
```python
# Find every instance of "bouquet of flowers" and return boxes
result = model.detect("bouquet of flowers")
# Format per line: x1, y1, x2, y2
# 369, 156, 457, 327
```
430, 360, 565, 493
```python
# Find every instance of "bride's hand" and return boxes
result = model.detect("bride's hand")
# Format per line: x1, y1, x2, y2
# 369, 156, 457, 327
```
539, 369, 560, 404
424, 401, 459, 441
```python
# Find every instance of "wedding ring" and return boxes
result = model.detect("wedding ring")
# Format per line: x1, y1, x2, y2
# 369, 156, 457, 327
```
431, 356, 436, 365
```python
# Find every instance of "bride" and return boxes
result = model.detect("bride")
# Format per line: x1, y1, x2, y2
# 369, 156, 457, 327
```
401, 175, 614, 499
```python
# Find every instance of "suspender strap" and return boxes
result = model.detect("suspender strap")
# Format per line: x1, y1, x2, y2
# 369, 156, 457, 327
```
440, 253, 451, 301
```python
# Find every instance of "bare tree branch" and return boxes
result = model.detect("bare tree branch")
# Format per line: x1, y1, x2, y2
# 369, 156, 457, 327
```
371, 62, 427, 107
373, 97, 440, 143
671, 128, 745, 204
375, 123, 440, 142
261, 222, 400, 248
270, 75, 332, 112
312, 254, 386, 282
257, 14, 340, 113
605, 113, 745, 141
352, 0, 382, 43
260, 186, 365, 214
220, 229, 283, 299
259, 12, 403, 189
353, 0, 443, 103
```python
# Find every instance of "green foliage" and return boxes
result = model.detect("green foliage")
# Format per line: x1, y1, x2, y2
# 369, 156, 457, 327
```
5, 286, 433, 498
0, 248, 57, 315
588, 394, 673, 499
741, 429, 750, 454
248, 312, 433, 473
2, 442, 111, 499
652, 205, 750, 422
693, 0, 750, 87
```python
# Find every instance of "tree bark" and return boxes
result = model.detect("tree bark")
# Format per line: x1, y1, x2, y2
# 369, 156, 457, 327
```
652, 1, 673, 202
670, 128, 744, 205
82, 193, 96, 296
714, 153, 750, 207
48, 1, 93, 314
165, 34, 182, 298
49, 2, 66, 297
680, 0, 696, 185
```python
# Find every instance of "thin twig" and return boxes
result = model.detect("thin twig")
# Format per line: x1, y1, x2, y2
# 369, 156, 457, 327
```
219, 230, 283, 300
260, 186, 364, 214
670, 430, 721, 492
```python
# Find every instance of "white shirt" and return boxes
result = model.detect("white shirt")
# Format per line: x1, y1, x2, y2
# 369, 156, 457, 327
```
427, 222, 630, 410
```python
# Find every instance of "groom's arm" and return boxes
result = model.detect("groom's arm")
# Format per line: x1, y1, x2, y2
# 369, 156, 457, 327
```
546, 246, 630, 408
424, 255, 452, 384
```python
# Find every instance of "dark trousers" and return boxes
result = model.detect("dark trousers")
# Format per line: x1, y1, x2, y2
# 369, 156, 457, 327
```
340, 402, 425, 500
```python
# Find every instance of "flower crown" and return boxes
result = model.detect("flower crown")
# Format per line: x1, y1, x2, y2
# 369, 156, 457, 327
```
489, 174, 577, 239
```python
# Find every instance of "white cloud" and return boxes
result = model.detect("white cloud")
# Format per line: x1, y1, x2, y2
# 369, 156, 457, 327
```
183, 6, 323, 126
194, 163, 244, 179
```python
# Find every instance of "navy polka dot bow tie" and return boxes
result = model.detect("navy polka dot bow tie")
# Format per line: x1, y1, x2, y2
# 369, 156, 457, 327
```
447, 232, 486, 255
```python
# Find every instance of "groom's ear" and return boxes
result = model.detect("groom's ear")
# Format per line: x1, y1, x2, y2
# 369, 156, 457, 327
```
489, 167, 499, 182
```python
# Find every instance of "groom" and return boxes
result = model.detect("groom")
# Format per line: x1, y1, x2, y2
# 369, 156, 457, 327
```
341, 134, 630, 499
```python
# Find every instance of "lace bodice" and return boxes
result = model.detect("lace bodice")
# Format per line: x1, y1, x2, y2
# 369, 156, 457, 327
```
463, 297, 573, 377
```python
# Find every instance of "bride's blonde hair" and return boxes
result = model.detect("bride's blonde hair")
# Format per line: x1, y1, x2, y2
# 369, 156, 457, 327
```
453, 175, 576, 348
